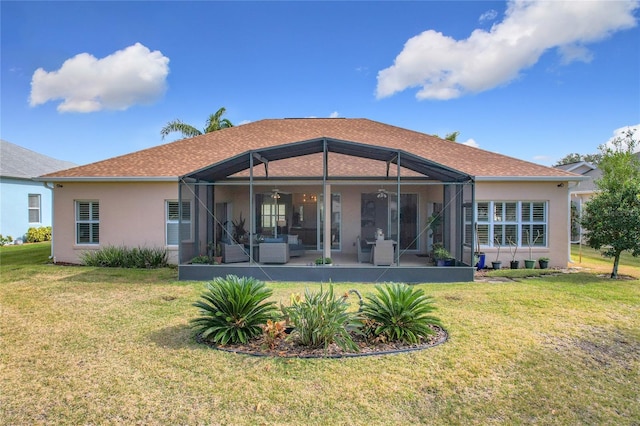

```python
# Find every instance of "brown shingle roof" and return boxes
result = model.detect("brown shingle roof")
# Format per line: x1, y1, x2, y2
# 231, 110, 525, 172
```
42, 118, 578, 180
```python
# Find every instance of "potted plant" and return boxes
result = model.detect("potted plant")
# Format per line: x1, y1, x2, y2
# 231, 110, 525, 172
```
507, 236, 519, 269
538, 257, 549, 269
524, 229, 542, 269
232, 212, 247, 242
474, 223, 486, 270
214, 243, 222, 265
433, 246, 451, 267
491, 238, 502, 270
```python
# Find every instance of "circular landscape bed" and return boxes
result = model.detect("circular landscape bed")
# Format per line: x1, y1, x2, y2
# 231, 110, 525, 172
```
196, 325, 448, 358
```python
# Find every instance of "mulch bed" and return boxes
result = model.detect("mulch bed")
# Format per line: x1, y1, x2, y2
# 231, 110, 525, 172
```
196, 325, 448, 358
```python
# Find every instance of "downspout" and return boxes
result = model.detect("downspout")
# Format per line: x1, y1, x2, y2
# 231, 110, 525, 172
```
44, 182, 55, 262
323, 138, 330, 260
567, 181, 580, 265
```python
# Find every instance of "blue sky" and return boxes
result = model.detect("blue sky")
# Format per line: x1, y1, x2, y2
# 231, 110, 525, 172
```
2, 1, 639, 167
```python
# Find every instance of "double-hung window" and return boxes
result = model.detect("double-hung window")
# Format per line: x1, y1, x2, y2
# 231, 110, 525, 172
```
76, 201, 99, 244
166, 201, 191, 246
471, 201, 547, 247
28, 194, 41, 223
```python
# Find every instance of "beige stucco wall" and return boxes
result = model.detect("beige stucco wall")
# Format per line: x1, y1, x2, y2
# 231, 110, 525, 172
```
475, 181, 570, 268
51, 181, 180, 264
51, 179, 571, 268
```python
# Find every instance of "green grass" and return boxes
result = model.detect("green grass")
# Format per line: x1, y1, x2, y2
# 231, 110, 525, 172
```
1, 242, 638, 425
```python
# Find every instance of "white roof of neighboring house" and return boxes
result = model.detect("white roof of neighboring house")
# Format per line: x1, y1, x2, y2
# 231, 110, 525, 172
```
0, 139, 77, 179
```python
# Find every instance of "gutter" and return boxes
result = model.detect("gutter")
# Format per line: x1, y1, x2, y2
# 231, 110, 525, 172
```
474, 175, 588, 182
33, 176, 179, 183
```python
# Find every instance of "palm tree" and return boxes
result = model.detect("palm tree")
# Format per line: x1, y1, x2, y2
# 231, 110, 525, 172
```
161, 107, 233, 140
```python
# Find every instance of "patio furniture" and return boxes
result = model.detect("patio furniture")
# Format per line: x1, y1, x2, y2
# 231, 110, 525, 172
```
221, 242, 250, 263
373, 239, 395, 266
356, 236, 372, 263
286, 234, 305, 257
259, 242, 290, 264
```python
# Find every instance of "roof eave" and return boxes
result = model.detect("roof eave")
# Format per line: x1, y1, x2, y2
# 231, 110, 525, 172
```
33, 176, 179, 183
475, 175, 589, 182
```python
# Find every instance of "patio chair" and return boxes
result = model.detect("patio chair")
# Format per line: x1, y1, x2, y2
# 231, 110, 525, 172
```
259, 242, 290, 264
373, 239, 395, 266
221, 242, 250, 263
356, 236, 372, 263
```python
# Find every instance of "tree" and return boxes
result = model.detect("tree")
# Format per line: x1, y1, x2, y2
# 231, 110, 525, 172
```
432, 131, 460, 141
161, 106, 233, 140
581, 129, 640, 278
554, 152, 602, 166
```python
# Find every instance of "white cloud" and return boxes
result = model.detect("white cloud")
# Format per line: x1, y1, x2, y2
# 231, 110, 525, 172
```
30, 43, 170, 113
479, 9, 498, 23
376, 0, 638, 100
329, 111, 340, 118
603, 123, 640, 150
461, 138, 479, 148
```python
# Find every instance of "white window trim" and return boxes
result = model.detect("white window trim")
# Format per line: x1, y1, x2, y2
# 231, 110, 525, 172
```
28, 194, 41, 224
75, 200, 100, 245
471, 201, 548, 248
166, 200, 193, 246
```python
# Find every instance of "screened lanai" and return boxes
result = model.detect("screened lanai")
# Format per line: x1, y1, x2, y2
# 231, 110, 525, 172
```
177, 138, 476, 283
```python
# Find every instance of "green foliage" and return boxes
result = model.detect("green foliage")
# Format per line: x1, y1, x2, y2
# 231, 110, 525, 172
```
26, 226, 52, 243
314, 257, 332, 265
284, 285, 359, 352
161, 106, 233, 140
191, 275, 277, 345
581, 129, 640, 278
0, 234, 14, 246
361, 283, 442, 344
433, 246, 450, 261
554, 152, 602, 166
190, 255, 211, 264
80, 245, 168, 268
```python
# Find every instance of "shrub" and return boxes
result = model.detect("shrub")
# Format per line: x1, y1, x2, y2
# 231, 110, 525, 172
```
191, 275, 277, 345
0, 234, 13, 246
284, 285, 359, 352
314, 257, 332, 265
26, 226, 51, 243
190, 255, 211, 264
80, 245, 167, 268
361, 283, 441, 344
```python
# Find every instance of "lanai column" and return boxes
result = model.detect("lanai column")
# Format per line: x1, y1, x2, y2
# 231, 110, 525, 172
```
323, 183, 332, 260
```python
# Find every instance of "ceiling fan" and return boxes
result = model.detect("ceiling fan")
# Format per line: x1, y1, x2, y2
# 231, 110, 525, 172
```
377, 188, 388, 199
270, 188, 291, 199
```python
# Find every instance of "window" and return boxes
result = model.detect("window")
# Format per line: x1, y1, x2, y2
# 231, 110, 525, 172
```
166, 201, 191, 245
469, 201, 548, 247
76, 201, 99, 244
260, 203, 286, 229
28, 194, 41, 223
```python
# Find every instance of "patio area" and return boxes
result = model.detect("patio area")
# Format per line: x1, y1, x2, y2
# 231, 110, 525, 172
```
179, 251, 475, 283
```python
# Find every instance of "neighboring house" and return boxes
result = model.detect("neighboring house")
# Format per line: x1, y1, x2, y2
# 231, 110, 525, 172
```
40, 118, 583, 282
556, 152, 640, 242
0, 140, 76, 242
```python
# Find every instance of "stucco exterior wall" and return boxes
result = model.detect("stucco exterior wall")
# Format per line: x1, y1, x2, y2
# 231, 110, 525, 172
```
51, 181, 179, 264
0, 177, 53, 241
475, 181, 570, 268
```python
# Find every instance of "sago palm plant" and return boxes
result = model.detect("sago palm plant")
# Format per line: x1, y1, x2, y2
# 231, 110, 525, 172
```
191, 275, 277, 345
361, 283, 441, 344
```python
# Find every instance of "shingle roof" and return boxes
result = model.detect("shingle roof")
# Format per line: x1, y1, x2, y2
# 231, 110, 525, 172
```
1, 139, 77, 179
41, 118, 578, 181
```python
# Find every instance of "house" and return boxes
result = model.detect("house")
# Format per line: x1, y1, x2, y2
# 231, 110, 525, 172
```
556, 152, 640, 242
39, 118, 583, 282
0, 140, 76, 242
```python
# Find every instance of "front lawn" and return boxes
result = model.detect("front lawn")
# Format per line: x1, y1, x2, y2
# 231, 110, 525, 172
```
1, 243, 638, 424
